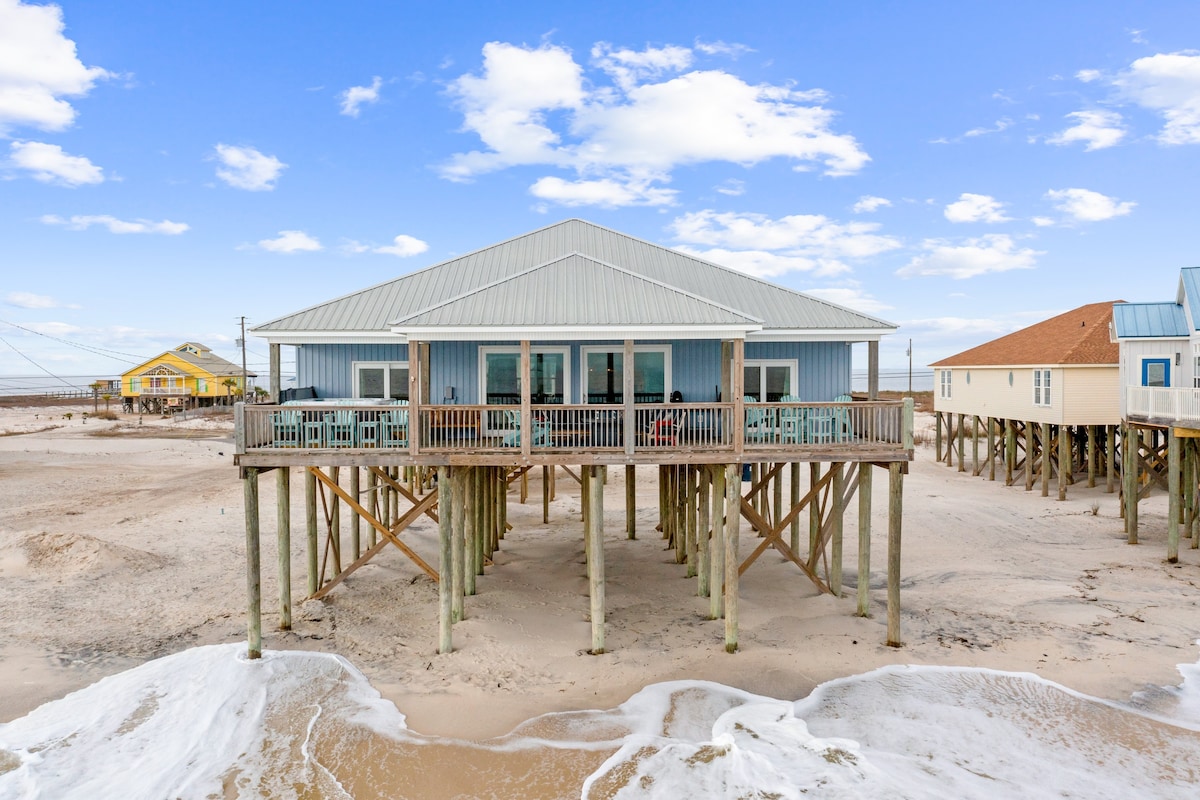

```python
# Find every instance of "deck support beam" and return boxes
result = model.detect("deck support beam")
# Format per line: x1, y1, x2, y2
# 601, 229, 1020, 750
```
438, 466, 453, 654
856, 462, 872, 617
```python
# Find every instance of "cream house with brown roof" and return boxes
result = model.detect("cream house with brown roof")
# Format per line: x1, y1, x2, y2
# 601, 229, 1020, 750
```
930, 301, 1120, 427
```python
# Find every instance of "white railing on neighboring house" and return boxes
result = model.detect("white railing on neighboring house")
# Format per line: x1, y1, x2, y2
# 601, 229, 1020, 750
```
1126, 386, 1200, 423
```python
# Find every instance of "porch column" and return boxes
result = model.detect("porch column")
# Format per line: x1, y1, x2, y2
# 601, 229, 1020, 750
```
243, 468, 262, 660
732, 339, 745, 458
623, 339, 635, 456
520, 340, 532, 458
269, 343, 281, 403
867, 340, 879, 400
408, 339, 421, 456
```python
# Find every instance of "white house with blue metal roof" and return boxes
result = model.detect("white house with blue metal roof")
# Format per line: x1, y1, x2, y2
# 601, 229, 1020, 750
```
1113, 267, 1200, 423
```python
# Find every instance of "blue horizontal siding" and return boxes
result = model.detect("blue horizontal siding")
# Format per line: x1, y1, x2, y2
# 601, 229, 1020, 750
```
295, 339, 852, 402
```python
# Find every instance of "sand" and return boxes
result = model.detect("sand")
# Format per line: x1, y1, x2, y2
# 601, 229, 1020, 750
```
2, 404, 1199, 740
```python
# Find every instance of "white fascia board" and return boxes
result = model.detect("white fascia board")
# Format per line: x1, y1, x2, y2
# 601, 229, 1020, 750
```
747, 328, 895, 343
253, 330, 406, 345
1113, 335, 1188, 343
392, 324, 760, 341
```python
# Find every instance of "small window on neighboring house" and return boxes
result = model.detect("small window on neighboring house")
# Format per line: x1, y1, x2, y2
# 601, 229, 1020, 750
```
1193, 355, 1200, 388
1033, 369, 1051, 407
939, 369, 952, 399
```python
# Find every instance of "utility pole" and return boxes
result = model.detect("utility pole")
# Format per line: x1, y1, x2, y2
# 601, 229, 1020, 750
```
907, 338, 913, 394
239, 316, 248, 401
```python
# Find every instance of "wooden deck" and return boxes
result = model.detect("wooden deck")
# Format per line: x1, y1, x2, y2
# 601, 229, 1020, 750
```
234, 399, 914, 468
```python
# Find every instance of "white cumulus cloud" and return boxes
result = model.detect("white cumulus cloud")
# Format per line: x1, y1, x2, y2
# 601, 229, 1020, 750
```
1045, 188, 1135, 222
852, 195, 891, 213
339, 76, 382, 117
898, 234, 1042, 279
802, 285, 892, 315
669, 209, 901, 278
256, 230, 322, 253
40, 214, 188, 234
0, 0, 111, 134
213, 144, 286, 191
4, 291, 77, 309
1047, 109, 1126, 150
9, 140, 102, 185
1114, 51, 1200, 144
441, 41, 869, 207
372, 234, 428, 257
943, 193, 1011, 224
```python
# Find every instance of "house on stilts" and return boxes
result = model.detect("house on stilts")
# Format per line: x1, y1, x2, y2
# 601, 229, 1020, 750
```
1114, 267, 1200, 557
235, 219, 913, 659
929, 301, 1122, 498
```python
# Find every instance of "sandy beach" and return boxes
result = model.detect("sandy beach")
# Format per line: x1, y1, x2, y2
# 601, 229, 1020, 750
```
2, 402, 1199, 741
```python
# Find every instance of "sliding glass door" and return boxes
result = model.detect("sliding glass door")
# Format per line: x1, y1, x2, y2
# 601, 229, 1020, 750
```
582, 346, 670, 404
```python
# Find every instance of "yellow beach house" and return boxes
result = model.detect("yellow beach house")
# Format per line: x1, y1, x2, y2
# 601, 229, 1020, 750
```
120, 343, 256, 413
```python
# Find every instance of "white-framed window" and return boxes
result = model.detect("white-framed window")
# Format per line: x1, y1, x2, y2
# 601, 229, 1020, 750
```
352, 361, 409, 400
743, 359, 797, 402
1192, 354, 1200, 389
478, 346, 570, 406
581, 345, 671, 404
939, 369, 952, 399
1033, 369, 1051, 406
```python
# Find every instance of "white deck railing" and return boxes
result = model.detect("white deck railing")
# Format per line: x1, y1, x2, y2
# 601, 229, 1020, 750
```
1127, 386, 1200, 423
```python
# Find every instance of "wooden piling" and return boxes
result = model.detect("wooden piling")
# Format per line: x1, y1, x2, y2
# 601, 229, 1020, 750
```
886, 462, 903, 648
1169, 428, 1180, 563
330, 466, 342, 576
686, 466, 698, 578
831, 462, 844, 596
1105, 425, 1116, 494
437, 466, 453, 654
1040, 423, 1051, 498
698, 467, 711, 597
305, 467, 318, 596
710, 464, 726, 621
1057, 425, 1068, 501
451, 467, 466, 623
856, 462, 872, 617
587, 466, 606, 655
626, 464, 636, 539
276, 467, 291, 631
724, 463, 741, 653
1124, 424, 1138, 544
243, 468, 262, 660
1005, 420, 1016, 486
465, 467, 477, 595
789, 462, 801, 554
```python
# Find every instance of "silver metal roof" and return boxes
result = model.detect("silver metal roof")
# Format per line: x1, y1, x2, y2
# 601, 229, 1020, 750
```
391, 253, 762, 328
253, 219, 896, 336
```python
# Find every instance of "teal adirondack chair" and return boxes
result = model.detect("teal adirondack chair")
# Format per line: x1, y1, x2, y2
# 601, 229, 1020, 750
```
778, 395, 805, 444
381, 403, 409, 447
744, 396, 773, 443
325, 409, 357, 447
501, 409, 550, 447
270, 409, 302, 447
833, 394, 855, 441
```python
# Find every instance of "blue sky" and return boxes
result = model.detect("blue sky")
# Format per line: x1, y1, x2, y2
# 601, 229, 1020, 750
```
2, 1, 1199, 388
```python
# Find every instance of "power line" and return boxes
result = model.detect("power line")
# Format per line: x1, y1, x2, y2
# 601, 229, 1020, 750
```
0, 336, 78, 389
0, 318, 150, 364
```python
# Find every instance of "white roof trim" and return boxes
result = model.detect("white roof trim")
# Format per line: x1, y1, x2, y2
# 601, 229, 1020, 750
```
747, 328, 896, 343
393, 324, 760, 341
253, 330, 406, 345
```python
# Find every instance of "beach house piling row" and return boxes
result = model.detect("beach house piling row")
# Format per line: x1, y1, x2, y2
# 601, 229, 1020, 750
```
235, 220, 914, 658
932, 277, 1200, 559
